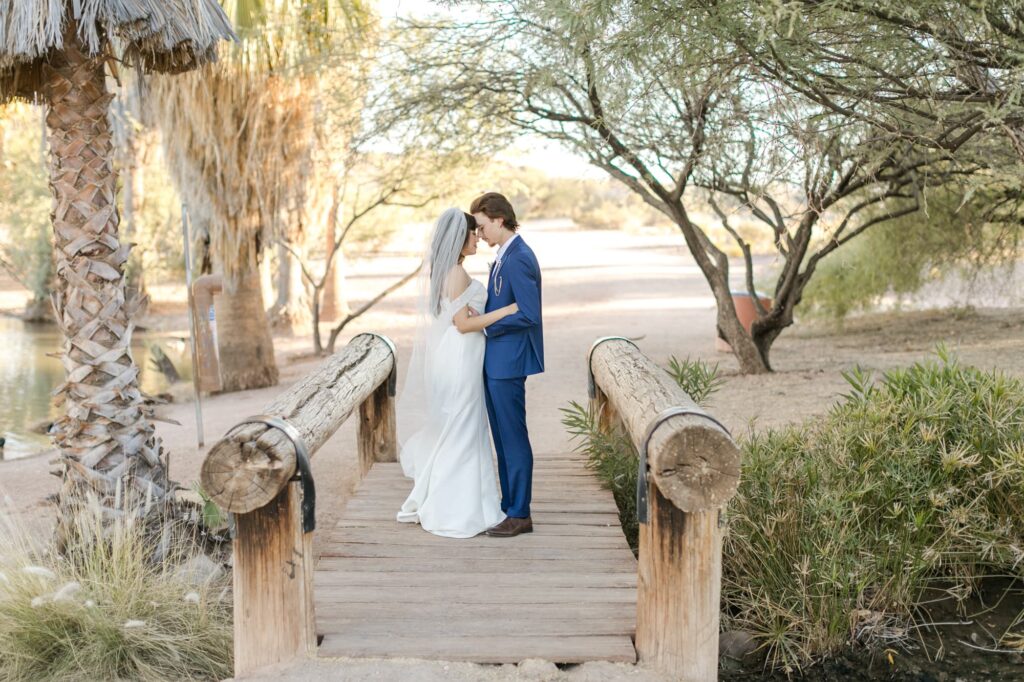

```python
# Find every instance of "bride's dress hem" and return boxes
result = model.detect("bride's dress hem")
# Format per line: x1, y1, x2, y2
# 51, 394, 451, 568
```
395, 512, 499, 540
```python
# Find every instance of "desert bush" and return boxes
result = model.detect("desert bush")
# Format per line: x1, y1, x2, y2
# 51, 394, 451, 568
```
725, 349, 1024, 671
665, 355, 724, 404
0, 496, 232, 681
562, 356, 721, 552
802, 189, 1024, 319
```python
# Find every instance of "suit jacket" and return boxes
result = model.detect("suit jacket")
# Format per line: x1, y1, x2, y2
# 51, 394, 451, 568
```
484, 236, 544, 379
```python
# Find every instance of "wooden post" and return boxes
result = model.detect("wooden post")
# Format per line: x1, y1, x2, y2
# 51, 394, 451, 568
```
358, 380, 397, 477
200, 333, 398, 677
589, 338, 741, 680
636, 484, 722, 681
232, 481, 316, 676
192, 274, 222, 392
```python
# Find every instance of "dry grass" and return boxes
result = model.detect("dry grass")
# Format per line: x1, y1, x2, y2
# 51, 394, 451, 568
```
0, 495, 232, 681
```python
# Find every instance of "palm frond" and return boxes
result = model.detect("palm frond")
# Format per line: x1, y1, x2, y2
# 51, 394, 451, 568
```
1, 0, 236, 102
147, 59, 313, 287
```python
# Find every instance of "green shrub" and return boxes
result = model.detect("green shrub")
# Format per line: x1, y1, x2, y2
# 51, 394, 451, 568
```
802, 189, 1023, 320
724, 349, 1024, 671
0, 497, 232, 681
666, 355, 723, 404
561, 400, 641, 551
562, 356, 722, 552
565, 350, 1024, 673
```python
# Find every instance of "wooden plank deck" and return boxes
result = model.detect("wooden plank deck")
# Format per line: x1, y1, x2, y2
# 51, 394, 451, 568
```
313, 454, 638, 664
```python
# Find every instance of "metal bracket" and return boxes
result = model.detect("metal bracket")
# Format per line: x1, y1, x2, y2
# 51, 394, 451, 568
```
637, 407, 732, 524
238, 414, 317, 533
587, 336, 640, 399
352, 332, 398, 397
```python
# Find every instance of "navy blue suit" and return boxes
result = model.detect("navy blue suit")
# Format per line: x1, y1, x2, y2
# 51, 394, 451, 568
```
484, 236, 544, 518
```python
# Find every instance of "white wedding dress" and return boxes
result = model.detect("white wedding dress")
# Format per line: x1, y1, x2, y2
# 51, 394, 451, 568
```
397, 279, 506, 538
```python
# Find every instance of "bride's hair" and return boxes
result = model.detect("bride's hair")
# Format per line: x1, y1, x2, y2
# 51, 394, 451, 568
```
428, 208, 472, 316
457, 213, 477, 265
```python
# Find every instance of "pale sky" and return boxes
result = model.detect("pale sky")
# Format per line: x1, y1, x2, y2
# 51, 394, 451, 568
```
374, 0, 603, 179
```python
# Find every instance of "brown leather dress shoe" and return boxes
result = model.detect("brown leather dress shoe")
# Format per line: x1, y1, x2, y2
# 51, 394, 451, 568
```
485, 516, 533, 537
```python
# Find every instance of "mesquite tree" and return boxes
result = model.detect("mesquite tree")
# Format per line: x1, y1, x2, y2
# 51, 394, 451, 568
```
386, 0, 1003, 372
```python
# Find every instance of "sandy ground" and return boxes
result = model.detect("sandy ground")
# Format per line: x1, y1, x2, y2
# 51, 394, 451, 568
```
2, 220, 1023, 679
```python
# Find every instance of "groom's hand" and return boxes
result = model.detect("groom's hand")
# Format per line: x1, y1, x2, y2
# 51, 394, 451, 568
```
452, 305, 472, 333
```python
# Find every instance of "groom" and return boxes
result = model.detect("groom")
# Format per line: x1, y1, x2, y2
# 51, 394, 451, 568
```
470, 192, 544, 537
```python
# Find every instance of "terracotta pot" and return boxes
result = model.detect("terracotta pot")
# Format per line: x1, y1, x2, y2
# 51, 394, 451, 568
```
731, 291, 772, 333
715, 291, 772, 353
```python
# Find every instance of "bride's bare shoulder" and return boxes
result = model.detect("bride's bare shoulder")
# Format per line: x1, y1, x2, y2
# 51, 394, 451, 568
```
445, 265, 472, 299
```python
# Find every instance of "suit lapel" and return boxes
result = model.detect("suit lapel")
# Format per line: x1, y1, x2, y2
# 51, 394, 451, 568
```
491, 236, 525, 298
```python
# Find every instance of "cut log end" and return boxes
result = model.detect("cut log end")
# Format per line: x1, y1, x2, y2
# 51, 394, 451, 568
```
647, 418, 741, 513
200, 430, 296, 513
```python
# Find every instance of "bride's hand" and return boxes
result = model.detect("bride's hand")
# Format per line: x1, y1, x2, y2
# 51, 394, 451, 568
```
504, 302, 519, 316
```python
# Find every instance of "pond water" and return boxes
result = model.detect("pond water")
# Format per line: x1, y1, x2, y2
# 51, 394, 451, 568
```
0, 316, 192, 461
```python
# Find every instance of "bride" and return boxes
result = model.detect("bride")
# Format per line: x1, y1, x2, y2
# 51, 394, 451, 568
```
396, 208, 518, 538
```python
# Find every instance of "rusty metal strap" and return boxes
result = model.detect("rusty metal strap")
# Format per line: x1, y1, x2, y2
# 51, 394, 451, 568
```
586, 336, 641, 399
239, 414, 316, 533
637, 406, 732, 524
352, 332, 398, 397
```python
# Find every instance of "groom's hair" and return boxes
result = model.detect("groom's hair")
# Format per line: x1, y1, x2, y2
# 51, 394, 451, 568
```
470, 192, 519, 232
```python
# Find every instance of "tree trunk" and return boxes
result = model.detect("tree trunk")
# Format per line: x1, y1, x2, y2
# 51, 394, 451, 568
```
215, 256, 279, 392
321, 239, 350, 321
706, 272, 773, 374
270, 241, 310, 334
121, 134, 147, 300
43, 25, 169, 518
195, 226, 213, 276
719, 317, 772, 374
669, 207, 774, 374
23, 293, 55, 323
260, 250, 275, 312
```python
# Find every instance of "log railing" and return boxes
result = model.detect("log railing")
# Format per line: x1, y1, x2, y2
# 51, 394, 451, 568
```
199, 333, 397, 677
588, 337, 742, 681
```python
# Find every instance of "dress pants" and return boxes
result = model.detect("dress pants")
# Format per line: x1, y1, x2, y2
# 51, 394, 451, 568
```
483, 373, 533, 518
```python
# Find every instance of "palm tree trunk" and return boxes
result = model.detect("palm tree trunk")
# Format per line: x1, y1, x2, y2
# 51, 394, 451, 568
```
214, 254, 279, 392
43, 25, 169, 516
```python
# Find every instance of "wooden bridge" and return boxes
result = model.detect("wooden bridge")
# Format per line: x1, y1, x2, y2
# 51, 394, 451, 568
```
200, 334, 740, 680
